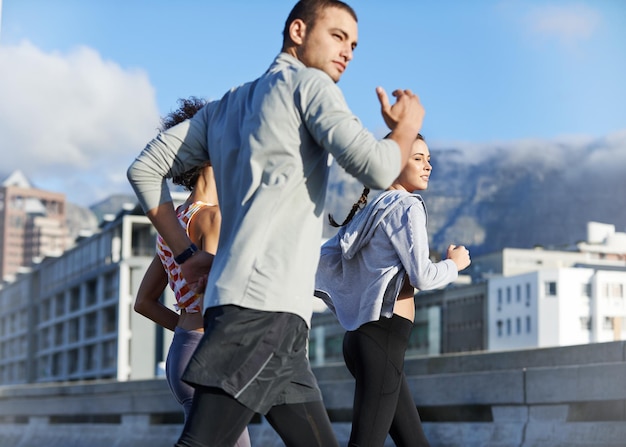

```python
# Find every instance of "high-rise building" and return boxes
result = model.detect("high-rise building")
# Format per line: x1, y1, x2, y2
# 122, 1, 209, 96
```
0, 170, 70, 281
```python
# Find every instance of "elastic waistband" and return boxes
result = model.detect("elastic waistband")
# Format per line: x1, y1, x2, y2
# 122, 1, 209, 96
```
358, 313, 413, 340
173, 326, 205, 340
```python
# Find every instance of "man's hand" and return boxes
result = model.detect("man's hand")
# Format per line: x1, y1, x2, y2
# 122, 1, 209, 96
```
376, 87, 425, 170
447, 244, 471, 272
376, 87, 425, 135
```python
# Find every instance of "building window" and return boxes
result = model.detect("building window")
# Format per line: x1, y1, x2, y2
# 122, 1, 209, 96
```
526, 316, 531, 333
54, 293, 65, 317
516, 285, 521, 302
54, 323, 64, 346
86, 279, 98, 307
52, 352, 63, 377
40, 327, 50, 350
68, 319, 80, 343
544, 281, 557, 296
609, 283, 624, 298
104, 272, 118, 302
497, 289, 502, 310
102, 306, 117, 334
68, 349, 79, 374
580, 316, 591, 331
581, 283, 591, 297
324, 334, 345, 360
496, 320, 503, 337
84, 312, 98, 339
603, 317, 614, 330
70, 287, 81, 312
41, 299, 50, 322
84, 344, 96, 371
506, 319, 511, 336
37, 356, 51, 379
102, 340, 117, 370
506, 287, 511, 303
525, 283, 531, 307
132, 222, 157, 257
516, 317, 521, 334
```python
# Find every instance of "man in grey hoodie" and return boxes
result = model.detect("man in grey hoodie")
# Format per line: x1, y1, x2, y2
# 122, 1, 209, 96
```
127, 1, 425, 445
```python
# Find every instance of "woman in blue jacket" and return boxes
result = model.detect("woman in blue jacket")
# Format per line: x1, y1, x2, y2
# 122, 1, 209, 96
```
315, 134, 471, 447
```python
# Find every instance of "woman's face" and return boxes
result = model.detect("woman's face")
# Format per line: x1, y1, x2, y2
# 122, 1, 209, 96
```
393, 138, 431, 192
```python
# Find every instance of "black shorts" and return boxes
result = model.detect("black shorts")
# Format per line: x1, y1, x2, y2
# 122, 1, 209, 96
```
182, 305, 323, 414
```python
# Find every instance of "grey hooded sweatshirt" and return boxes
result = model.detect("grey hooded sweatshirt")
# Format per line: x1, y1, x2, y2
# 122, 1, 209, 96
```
315, 190, 458, 331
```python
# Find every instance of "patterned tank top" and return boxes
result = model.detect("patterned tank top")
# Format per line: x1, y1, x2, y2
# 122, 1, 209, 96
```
155, 201, 213, 313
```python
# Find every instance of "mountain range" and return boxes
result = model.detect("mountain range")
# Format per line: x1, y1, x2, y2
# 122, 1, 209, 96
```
324, 132, 626, 256
61, 132, 625, 258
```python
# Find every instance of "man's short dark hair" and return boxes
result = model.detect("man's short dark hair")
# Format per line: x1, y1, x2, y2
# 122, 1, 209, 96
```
282, 0, 357, 47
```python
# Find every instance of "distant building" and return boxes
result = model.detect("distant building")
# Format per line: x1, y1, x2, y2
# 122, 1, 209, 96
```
0, 170, 70, 281
467, 221, 626, 282
0, 203, 173, 385
3, 209, 625, 385
414, 281, 489, 355
311, 221, 626, 362
0, 191, 193, 385
577, 221, 626, 262
488, 267, 626, 351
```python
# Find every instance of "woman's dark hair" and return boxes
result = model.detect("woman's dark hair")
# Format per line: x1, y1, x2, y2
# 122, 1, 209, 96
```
328, 186, 370, 227
328, 133, 425, 227
159, 96, 207, 132
384, 132, 425, 142
160, 96, 209, 191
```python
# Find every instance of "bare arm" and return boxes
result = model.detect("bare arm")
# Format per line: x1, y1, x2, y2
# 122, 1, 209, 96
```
127, 112, 213, 285
190, 205, 221, 254
134, 255, 179, 331
145, 202, 214, 287
184, 205, 220, 289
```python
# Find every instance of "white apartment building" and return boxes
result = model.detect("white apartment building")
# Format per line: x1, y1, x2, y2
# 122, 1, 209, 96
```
470, 222, 626, 282
488, 267, 626, 351
0, 204, 176, 385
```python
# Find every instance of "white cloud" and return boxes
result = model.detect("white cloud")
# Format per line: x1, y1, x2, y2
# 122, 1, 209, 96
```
0, 41, 160, 206
525, 3, 601, 46
434, 129, 626, 177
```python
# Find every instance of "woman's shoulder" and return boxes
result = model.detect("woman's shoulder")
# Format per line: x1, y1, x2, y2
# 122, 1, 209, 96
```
376, 190, 424, 208
193, 202, 220, 222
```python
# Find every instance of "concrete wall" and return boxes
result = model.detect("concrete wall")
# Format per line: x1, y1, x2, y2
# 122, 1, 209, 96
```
1, 341, 625, 447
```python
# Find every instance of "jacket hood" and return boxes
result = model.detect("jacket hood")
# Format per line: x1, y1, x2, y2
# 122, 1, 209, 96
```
338, 190, 424, 259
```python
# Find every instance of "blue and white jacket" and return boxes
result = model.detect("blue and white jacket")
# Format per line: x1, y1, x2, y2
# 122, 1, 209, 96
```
315, 190, 458, 331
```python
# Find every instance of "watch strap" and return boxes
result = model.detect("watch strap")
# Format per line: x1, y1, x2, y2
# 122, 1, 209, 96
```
174, 243, 198, 265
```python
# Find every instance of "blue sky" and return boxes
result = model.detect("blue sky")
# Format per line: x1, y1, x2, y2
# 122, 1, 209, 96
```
1, 0, 625, 205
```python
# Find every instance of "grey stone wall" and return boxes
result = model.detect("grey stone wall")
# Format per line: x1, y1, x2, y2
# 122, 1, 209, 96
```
1, 341, 625, 446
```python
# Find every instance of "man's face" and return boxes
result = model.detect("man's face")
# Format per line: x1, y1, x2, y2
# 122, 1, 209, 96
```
296, 6, 358, 83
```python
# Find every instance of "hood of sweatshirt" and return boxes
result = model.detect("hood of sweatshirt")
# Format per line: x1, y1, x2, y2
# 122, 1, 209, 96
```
338, 189, 425, 260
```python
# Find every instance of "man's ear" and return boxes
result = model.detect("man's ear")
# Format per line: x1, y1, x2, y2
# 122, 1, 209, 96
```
288, 19, 307, 46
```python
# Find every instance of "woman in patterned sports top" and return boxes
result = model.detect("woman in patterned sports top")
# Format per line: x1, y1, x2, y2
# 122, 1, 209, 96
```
133, 97, 250, 446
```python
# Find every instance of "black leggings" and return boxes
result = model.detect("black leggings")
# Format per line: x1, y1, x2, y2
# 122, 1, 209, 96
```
175, 386, 339, 447
343, 315, 430, 447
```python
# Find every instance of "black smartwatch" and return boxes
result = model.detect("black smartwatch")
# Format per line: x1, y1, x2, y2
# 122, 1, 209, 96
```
174, 243, 198, 265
